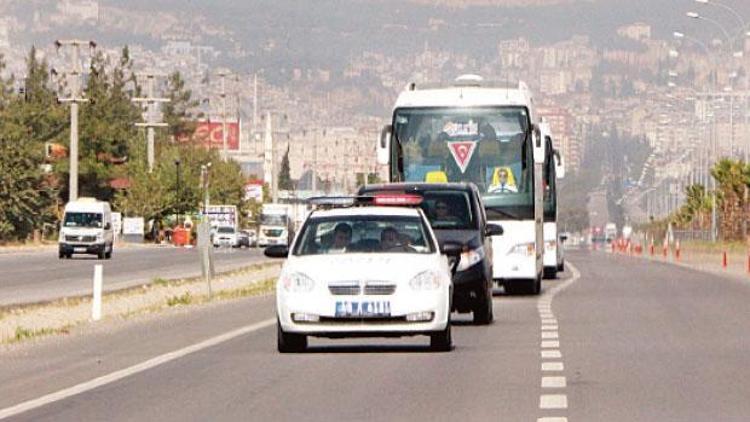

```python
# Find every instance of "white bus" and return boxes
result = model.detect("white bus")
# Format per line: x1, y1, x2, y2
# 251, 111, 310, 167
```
376, 75, 547, 294
540, 121, 566, 279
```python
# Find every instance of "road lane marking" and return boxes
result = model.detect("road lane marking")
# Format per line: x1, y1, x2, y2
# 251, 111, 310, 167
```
537, 262, 580, 420
0, 318, 276, 420
542, 362, 564, 371
541, 350, 562, 359
540, 394, 568, 409
541, 376, 567, 388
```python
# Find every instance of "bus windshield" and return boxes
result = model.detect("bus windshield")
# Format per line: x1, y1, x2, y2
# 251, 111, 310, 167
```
393, 106, 533, 218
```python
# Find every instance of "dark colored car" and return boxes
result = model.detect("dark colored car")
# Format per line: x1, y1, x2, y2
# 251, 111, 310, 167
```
359, 182, 503, 324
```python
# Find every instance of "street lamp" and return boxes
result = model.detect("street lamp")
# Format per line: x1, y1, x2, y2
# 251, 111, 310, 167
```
175, 159, 182, 228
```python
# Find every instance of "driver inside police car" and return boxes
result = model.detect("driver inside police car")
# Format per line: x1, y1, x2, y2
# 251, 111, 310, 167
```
328, 223, 352, 252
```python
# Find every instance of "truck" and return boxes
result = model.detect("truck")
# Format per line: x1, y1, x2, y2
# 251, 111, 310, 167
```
605, 222, 617, 243
258, 203, 294, 247
376, 74, 548, 295
58, 198, 114, 260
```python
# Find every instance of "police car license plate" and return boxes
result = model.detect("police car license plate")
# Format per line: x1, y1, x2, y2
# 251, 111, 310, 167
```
74, 247, 87, 252
335, 301, 391, 318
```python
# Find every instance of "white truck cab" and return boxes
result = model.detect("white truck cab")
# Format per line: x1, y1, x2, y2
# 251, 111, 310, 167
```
58, 198, 114, 260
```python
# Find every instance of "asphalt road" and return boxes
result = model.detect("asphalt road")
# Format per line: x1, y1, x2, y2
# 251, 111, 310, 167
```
0, 246, 269, 306
3, 249, 750, 421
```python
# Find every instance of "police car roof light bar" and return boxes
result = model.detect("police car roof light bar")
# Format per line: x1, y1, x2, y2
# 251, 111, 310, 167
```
372, 194, 423, 206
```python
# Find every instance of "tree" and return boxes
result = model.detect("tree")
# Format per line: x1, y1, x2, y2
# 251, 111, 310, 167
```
0, 49, 62, 242
711, 159, 750, 241
75, 47, 141, 202
278, 145, 293, 190
161, 71, 200, 142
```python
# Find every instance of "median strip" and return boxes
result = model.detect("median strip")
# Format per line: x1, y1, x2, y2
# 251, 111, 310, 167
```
0, 262, 281, 345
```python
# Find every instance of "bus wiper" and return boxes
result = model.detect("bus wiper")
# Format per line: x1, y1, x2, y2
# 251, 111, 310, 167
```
486, 208, 522, 220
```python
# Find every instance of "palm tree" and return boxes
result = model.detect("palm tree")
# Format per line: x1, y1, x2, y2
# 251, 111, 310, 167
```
711, 159, 749, 241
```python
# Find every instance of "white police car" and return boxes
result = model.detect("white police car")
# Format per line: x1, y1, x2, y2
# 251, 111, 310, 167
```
264, 195, 459, 353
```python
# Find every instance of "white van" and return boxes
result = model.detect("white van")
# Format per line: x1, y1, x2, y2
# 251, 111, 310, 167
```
58, 198, 114, 259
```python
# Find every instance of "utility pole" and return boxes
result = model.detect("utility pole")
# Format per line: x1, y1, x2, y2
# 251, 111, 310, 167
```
132, 73, 169, 173
217, 71, 230, 160
268, 112, 279, 203
55, 39, 95, 202
253, 73, 258, 133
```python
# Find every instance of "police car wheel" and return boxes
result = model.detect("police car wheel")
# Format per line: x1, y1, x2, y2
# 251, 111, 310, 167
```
277, 320, 307, 353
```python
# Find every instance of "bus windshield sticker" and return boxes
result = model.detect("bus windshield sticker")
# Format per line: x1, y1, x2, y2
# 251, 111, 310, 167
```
443, 121, 478, 138
447, 141, 478, 174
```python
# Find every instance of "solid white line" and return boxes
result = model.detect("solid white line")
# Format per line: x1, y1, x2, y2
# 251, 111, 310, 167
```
541, 340, 560, 348
542, 362, 564, 371
539, 313, 554, 319
539, 394, 568, 409
541, 350, 563, 359
537, 417, 568, 422
541, 376, 567, 388
541, 325, 559, 331
541, 318, 557, 324
0, 318, 276, 420
541, 331, 559, 339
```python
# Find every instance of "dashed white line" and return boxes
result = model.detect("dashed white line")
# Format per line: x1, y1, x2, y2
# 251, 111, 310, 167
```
540, 394, 568, 409
541, 350, 563, 359
542, 362, 564, 371
536, 262, 580, 421
541, 376, 567, 388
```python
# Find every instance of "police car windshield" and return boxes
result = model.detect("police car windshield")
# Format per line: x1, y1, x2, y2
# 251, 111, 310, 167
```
293, 215, 435, 256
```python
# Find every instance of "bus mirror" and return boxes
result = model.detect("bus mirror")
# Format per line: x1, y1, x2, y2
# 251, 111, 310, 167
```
377, 125, 392, 165
555, 152, 565, 179
532, 129, 545, 164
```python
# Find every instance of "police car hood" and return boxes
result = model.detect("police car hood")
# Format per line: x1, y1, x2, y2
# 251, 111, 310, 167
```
289, 254, 438, 283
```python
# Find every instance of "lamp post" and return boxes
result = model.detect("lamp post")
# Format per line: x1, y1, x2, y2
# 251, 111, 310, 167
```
175, 159, 182, 228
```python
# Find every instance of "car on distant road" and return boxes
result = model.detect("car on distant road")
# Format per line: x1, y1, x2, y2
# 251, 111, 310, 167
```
359, 183, 502, 324
265, 195, 459, 353
58, 198, 114, 260
237, 230, 257, 248
213, 226, 239, 248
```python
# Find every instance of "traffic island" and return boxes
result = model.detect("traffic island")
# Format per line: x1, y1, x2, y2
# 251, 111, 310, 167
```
0, 262, 281, 346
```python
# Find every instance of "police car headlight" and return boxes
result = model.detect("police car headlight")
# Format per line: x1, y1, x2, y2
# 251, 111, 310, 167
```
96, 233, 104, 242
457, 246, 485, 272
509, 242, 535, 256
545, 240, 557, 251
280, 272, 315, 293
409, 271, 441, 291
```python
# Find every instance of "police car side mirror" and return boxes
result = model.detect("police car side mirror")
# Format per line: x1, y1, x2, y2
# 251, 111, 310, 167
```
377, 125, 392, 165
560, 234, 568, 242
104, 222, 111, 230
441, 241, 462, 257
485, 223, 503, 237
264, 245, 289, 258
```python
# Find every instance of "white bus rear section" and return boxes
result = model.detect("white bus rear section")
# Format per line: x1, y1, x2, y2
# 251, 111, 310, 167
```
491, 220, 542, 282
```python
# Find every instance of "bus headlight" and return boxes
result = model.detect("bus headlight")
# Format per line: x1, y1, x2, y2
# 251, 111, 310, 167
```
509, 242, 535, 257
279, 272, 315, 293
457, 246, 485, 272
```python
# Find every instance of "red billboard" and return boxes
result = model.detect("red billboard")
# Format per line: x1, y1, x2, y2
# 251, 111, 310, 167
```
193, 121, 240, 151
